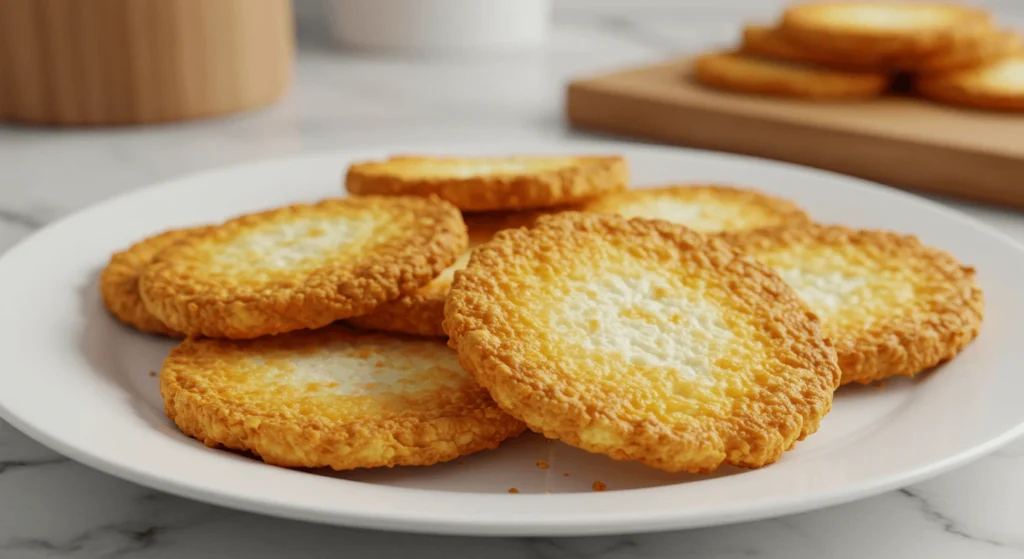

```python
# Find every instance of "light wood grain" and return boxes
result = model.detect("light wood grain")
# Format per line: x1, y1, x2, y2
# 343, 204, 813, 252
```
0, 0, 294, 126
566, 58, 1024, 209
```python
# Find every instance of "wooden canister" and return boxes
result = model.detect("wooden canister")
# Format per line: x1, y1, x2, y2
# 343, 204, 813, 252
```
0, 0, 294, 126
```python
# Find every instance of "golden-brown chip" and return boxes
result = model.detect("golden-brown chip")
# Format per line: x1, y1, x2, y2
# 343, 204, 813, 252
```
720, 224, 984, 386
779, 2, 994, 58
741, 24, 886, 70
100, 225, 212, 336
916, 54, 1024, 111
444, 212, 841, 474
900, 30, 1022, 74
742, 23, 1019, 75
160, 325, 526, 470
343, 255, 464, 338
139, 196, 467, 340
580, 184, 811, 233
347, 209, 568, 337
693, 51, 891, 99
344, 155, 628, 211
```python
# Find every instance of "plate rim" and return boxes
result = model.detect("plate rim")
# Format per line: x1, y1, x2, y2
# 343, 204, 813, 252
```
1, 139, 1023, 537
3, 398, 1022, 537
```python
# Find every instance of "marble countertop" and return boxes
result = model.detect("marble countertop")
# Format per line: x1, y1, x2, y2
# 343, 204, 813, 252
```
2, 2, 1024, 557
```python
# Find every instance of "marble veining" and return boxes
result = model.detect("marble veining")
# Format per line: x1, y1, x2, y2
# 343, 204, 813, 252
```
1, 1, 1023, 557
898, 488, 1014, 550
0, 457, 70, 475
0, 209, 45, 230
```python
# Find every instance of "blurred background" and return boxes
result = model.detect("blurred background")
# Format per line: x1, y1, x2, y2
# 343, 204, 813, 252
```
0, 0, 1022, 255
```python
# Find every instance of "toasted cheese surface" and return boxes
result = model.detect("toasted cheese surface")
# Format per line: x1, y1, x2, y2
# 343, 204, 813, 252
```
160, 325, 525, 470
769, 245, 916, 330
551, 274, 734, 373
582, 184, 811, 233
445, 212, 841, 473
139, 196, 467, 339
205, 215, 377, 275
722, 224, 985, 385
270, 337, 468, 401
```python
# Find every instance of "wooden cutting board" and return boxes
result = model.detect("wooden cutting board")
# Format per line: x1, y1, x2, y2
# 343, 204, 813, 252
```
565, 57, 1024, 209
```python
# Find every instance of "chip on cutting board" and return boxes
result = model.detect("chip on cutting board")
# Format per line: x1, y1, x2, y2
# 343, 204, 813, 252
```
160, 325, 526, 470
347, 208, 568, 337
345, 155, 628, 211
580, 184, 811, 233
444, 212, 841, 473
721, 224, 984, 386
916, 54, 1024, 111
898, 29, 1023, 74
741, 24, 885, 70
100, 225, 212, 337
778, 1, 994, 58
693, 51, 891, 99
742, 23, 1021, 75
139, 196, 467, 339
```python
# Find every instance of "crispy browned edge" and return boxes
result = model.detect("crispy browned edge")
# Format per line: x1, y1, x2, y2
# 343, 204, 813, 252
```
693, 51, 890, 99
916, 55, 1024, 111
778, 2, 995, 57
346, 291, 449, 337
99, 225, 213, 337
344, 155, 629, 211
139, 196, 468, 339
718, 224, 985, 386
346, 207, 579, 337
461, 207, 583, 241
580, 183, 813, 230
160, 325, 527, 470
444, 212, 841, 473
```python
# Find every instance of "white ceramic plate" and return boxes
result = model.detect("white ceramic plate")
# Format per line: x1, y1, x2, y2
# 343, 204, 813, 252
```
1, 141, 1022, 537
